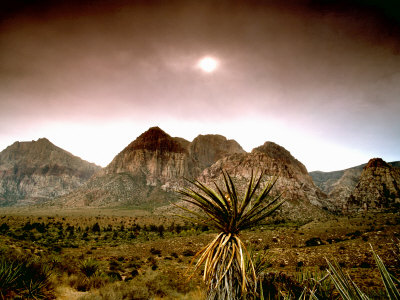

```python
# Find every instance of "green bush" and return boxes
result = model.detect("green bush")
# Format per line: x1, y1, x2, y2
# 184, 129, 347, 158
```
80, 259, 100, 278
0, 255, 53, 299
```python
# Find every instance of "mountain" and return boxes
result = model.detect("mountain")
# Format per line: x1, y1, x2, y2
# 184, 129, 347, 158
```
193, 141, 330, 220
346, 158, 400, 211
55, 127, 246, 207
0, 138, 101, 206
189, 134, 245, 170
310, 160, 400, 211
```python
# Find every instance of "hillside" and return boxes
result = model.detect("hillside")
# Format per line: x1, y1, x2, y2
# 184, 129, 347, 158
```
0, 138, 101, 206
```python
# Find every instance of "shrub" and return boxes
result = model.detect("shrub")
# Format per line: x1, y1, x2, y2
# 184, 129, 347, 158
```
0, 255, 53, 299
150, 248, 161, 255
80, 259, 100, 278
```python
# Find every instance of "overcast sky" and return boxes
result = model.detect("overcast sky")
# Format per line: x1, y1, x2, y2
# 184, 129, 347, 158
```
1, 0, 399, 171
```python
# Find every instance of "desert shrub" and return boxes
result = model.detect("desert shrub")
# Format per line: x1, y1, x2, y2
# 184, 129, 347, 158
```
0, 222, 10, 233
80, 268, 202, 300
92, 222, 101, 233
259, 272, 304, 298
305, 237, 324, 247
182, 249, 195, 257
109, 260, 122, 271
150, 247, 161, 255
80, 259, 100, 278
0, 255, 53, 299
69, 273, 109, 292
107, 271, 122, 281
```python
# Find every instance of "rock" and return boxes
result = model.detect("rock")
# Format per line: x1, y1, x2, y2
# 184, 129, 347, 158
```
55, 127, 245, 207
346, 158, 400, 211
189, 134, 245, 170
0, 138, 101, 206
195, 141, 330, 220
310, 160, 400, 212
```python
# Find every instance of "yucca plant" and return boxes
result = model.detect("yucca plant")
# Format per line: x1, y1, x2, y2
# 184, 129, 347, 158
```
80, 258, 100, 278
177, 171, 285, 300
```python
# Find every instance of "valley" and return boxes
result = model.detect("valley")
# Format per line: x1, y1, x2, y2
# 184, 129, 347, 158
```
0, 208, 399, 299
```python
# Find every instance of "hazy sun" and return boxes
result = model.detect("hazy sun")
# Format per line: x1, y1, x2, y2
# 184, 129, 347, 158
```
197, 56, 219, 73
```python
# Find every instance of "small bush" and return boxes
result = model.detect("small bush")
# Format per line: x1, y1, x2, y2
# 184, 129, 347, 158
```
182, 249, 195, 257
80, 259, 100, 278
305, 237, 324, 247
150, 248, 161, 255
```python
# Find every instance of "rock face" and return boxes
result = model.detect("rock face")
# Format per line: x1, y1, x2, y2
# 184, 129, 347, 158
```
57, 127, 246, 207
189, 134, 245, 170
347, 158, 400, 211
0, 138, 101, 206
103, 127, 197, 189
310, 161, 400, 211
196, 142, 330, 220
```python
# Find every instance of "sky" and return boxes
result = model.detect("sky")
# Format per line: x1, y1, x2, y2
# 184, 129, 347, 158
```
0, 0, 399, 172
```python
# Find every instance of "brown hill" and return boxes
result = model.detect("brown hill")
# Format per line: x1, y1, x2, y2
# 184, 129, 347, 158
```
0, 138, 101, 206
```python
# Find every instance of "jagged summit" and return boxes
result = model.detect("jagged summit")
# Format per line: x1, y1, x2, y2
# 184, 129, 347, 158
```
125, 126, 187, 153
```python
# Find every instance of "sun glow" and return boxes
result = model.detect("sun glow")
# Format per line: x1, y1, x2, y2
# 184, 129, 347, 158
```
197, 56, 219, 73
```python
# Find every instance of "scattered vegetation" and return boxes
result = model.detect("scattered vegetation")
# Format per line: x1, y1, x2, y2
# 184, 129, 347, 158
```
0, 204, 398, 299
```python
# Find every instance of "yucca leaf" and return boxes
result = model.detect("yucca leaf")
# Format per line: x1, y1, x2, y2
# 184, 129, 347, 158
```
371, 246, 400, 299
326, 259, 369, 300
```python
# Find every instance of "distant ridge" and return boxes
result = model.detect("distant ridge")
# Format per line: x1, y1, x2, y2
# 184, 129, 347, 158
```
310, 160, 400, 211
347, 158, 400, 211
0, 138, 101, 206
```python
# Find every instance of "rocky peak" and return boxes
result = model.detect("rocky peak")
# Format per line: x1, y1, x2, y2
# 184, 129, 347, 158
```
190, 134, 245, 170
0, 138, 101, 206
252, 141, 308, 175
60, 128, 248, 208
126, 126, 187, 153
197, 141, 330, 220
365, 158, 390, 169
347, 158, 400, 211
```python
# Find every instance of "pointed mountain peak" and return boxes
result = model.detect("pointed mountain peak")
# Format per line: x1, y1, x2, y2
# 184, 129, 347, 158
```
126, 127, 187, 153
365, 158, 391, 169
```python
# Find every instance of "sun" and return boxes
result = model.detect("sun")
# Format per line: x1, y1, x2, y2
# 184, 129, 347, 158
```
197, 56, 219, 73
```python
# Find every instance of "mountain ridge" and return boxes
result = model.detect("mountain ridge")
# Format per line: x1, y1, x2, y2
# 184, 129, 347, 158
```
0, 138, 101, 206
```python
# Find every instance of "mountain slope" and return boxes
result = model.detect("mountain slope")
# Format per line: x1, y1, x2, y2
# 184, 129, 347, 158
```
0, 138, 101, 206
55, 127, 246, 207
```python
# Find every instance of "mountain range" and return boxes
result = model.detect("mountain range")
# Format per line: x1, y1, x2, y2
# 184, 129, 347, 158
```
1, 127, 399, 218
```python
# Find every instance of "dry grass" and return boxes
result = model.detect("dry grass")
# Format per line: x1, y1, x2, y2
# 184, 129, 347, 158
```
0, 208, 398, 299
